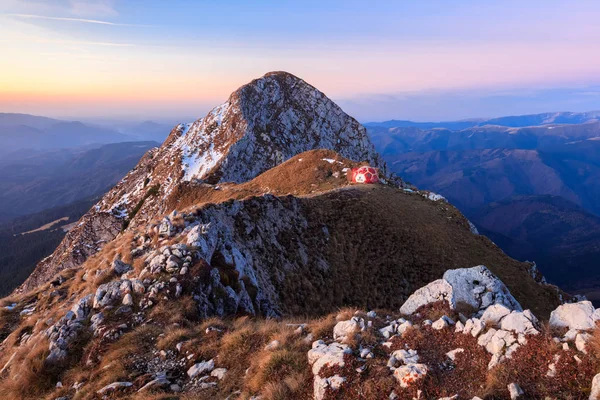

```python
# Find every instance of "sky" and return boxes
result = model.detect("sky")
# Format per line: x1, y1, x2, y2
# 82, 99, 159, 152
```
2, 0, 600, 122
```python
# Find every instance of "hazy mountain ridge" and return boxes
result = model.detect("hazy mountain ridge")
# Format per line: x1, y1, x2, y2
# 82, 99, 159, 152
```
365, 110, 600, 130
0, 141, 159, 219
369, 116, 600, 298
0, 113, 171, 155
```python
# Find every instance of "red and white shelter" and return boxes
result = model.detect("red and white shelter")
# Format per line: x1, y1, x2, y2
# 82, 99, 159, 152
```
349, 166, 379, 184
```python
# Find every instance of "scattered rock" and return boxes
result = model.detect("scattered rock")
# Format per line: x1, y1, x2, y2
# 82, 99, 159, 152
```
187, 359, 215, 378
97, 382, 133, 395
508, 382, 524, 399
211, 368, 227, 380
393, 363, 428, 388
549, 301, 596, 330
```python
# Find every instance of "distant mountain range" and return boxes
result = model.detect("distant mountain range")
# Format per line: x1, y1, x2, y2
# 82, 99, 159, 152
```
0, 141, 159, 220
367, 110, 600, 299
365, 110, 600, 129
0, 113, 172, 155
473, 195, 600, 301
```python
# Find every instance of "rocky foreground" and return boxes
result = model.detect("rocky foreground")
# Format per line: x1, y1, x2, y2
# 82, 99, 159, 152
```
0, 261, 598, 399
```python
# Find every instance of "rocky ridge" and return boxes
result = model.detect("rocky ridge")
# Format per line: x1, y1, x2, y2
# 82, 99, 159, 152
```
20, 71, 385, 293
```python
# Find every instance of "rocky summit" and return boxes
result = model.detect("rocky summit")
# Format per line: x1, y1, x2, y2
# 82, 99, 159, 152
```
0, 72, 596, 400
20, 71, 384, 294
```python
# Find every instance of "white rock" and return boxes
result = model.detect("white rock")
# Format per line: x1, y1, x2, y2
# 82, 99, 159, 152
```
367, 310, 377, 318
187, 359, 215, 378
391, 349, 419, 365
398, 320, 413, 334
564, 328, 580, 342
333, 319, 360, 342
308, 341, 352, 375
549, 301, 595, 331
394, 364, 428, 388
97, 382, 133, 394
313, 375, 346, 400
400, 279, 453, 315
481, 304, 512, 326
500, 310, 539, 335
122, 293, 133, 306
508, 382, 524, 399
576, 332, 591, 353
488, 353, 503, 369
470, 318, 485, 337
264, 340, 280, 351
211, 368, 227, 380
590, 373, 600, 400
443, 266, 522, 313
455, 321, 465, 333
505, 343, 520, 359
360, 348, 373, 359
432, 316, 455, 330
446, 348, 464, 361
477, 328, 497, 349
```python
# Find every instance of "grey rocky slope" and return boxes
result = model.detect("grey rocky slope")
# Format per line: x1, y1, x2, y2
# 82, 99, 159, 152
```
19, 71, 384, 293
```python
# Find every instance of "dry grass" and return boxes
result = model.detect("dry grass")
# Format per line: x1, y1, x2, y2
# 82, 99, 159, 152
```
0, 337, 56, 399
148, 295, 198, 326
307, 314, 337, 340
156, 327, 194, 351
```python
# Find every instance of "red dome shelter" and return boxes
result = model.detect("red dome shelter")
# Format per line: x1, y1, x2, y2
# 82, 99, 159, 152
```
348, 166, 380, 184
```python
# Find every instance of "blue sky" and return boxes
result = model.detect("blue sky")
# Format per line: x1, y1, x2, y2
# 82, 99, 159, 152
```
1, 0, 600, 121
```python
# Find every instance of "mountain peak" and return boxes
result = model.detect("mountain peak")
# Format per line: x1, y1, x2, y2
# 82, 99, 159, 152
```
19, 72, 386, 292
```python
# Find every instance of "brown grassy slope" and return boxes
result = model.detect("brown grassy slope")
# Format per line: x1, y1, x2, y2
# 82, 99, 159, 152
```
162, 149, 365, 214
278, 185, 561, 319
141, 148, 559, 318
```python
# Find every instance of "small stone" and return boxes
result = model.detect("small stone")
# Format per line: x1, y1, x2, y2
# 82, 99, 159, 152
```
590, 373, 600, 400
122, 293, 133, 306
446, 348, 464, 361
97, 382, 133, 395
393, 364, 428, 388
211, 368, 227, 380
187, 359, 215, 378
264, 340, 280, 351
508, 382, 524, 399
